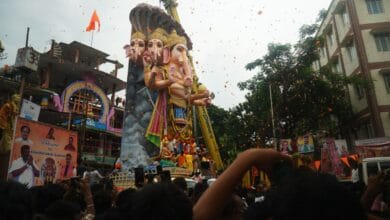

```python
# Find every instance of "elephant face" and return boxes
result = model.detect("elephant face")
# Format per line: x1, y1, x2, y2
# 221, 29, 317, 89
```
147, 39, 164, 65
128, 38, 146, 65
170, 43, 188, 65
170, 43, 193, 86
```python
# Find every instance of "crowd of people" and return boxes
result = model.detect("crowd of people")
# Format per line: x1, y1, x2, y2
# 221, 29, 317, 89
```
0, 148, 389, 219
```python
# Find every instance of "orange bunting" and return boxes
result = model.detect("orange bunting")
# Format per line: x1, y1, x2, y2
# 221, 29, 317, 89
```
349, 154, 358, 161
314, 160, 320, 170
340, 157, 350, 167
86, 10, 100, 32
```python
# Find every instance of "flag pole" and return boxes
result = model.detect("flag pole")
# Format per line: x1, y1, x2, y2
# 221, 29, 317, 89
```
90, 30, 94, 47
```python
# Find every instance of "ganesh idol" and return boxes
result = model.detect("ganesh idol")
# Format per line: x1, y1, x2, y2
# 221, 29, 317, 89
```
144, 28, 174, 148
124, 31, 146, 66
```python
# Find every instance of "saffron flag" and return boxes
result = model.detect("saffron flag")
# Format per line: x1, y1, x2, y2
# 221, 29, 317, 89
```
86, 10, 100, 32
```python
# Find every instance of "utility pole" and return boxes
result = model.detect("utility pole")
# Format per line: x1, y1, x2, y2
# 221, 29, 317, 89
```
269, 83, 277, 150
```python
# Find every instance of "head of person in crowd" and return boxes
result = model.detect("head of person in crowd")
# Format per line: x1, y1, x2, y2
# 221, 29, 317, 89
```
30, 184, 66, 217
191, 182, 209, 205
218, 193, 246, 220
131, 182, 192, 220
63, 185, 87, 212
45, 200, 81, 220
115, 187, 137, 209
93, 189, 113, 216
0, 179, 33, 220
94, 207, 123, 220
246, 168, 367, 220
173, 176, 188, 194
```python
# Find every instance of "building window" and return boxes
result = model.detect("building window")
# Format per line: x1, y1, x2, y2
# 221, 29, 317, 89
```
327, 30, 334, 46
374, 33, 390, 51
355, 84, 365, 99
384, 73, 390, 93
365, 0, 384, 14
321, 47, 326, 57
332, 61, 341, 73
341, 8, 350, 26
366, 123, 375, 138
346, 42, 357, 61
357, 85, 364, 99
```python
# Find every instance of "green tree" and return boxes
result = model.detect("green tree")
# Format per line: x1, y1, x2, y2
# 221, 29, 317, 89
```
0, 40, 6, 60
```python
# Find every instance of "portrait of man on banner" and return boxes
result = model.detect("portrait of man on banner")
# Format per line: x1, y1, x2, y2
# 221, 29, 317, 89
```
297, 135, 314, 153
335, 139, 348, 157
279, 139, 292, 155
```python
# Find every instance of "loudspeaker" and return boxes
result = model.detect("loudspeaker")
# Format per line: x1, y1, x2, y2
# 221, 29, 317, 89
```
134, 167, 144, 187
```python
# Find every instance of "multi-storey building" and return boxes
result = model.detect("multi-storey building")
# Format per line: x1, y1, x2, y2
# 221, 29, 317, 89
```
314, 0, 390, 139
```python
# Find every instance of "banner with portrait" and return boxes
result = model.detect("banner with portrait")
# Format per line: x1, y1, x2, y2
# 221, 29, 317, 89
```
334, 139, 348, 157
7, 117, 78, 188
297, 134, 314, 153
279, 139, 292, 155
355, 138, 390, 159
321, 138, 344, 176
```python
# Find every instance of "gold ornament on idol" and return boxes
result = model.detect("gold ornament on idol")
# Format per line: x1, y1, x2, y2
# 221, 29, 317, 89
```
131, 31, 146, 41
167, 30, 187, 48
148, 28, 168, 44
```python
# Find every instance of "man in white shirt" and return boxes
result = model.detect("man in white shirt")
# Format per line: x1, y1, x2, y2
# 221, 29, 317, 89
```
8, 145, 39, 188
14, 125, 33, 145
83, 167, 103, 185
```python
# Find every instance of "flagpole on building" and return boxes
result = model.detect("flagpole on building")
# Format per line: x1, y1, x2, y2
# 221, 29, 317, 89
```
86, 10, 100, 47
90, 31, 94, 47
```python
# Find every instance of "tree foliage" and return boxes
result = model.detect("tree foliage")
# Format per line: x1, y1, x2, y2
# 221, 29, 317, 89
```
0, 40, 6, 60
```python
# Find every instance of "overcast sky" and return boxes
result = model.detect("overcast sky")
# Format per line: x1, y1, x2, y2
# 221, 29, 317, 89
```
0, 0, 332, 109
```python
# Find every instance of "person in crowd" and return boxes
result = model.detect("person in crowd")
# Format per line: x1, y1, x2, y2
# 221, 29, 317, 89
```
177, 151, 188, 168
8, 145, 39, 188
218, 192, 246, 220
30, 183, 66, 218
361, 172, 390, 218
45, 200, 81, 220
192, 170, 203, 183
83, 167, 104, 185
193, 148, 367, 220
64, 136, 76, 151
191, 181, 209, 205
0, 179, 33, 220
63, 177, 95, 218
115, 187, 136, 209
15, 125, 33, 145
173, 176, 188, 195
131, 182, 193, 220
92, 188, 113, 217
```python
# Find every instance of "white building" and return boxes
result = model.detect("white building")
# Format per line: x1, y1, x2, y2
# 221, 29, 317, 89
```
314, 0, 390, 139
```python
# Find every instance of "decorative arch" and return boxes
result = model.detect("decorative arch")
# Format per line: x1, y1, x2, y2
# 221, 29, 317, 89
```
61, 81, 109, 123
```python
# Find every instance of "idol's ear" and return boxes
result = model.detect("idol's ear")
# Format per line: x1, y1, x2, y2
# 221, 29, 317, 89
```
163, 47, 170, 64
